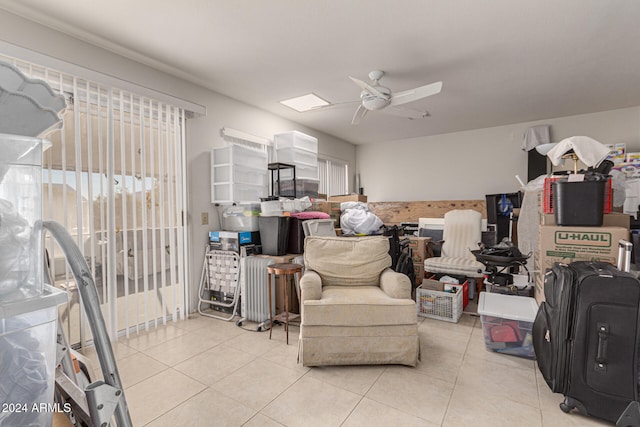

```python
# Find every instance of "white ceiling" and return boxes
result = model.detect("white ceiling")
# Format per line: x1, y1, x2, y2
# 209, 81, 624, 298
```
1, 0, 640, 145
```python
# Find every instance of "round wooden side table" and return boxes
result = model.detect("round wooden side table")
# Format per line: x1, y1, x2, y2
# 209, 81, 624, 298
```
266, 262, 303, 344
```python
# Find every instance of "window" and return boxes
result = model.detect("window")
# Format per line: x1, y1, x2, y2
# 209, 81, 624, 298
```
318, 158, 349, 196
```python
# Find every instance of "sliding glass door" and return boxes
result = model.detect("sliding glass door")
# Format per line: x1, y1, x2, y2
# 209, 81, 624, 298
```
4, 55, 189, 347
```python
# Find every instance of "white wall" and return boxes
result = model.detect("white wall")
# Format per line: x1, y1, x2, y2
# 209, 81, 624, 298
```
0, 10, 356, 312
357, 106, 640, 202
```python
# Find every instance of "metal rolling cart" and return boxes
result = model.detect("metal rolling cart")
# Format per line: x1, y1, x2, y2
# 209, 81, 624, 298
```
472, 247, 533, 296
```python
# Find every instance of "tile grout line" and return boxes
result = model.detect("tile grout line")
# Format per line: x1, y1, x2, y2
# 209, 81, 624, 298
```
254, 358, 311, 420
338, 365, 390, 426
438, 317, 475, 426
140, 386, 212, 426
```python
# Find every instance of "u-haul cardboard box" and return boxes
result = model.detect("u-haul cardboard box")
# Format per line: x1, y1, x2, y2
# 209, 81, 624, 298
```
536, 225, 629, 302
537, 225, 628, 272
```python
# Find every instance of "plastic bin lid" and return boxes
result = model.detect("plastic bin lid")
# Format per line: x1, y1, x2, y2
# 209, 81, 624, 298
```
477, 292, 538, 322
0, 285, 67, 320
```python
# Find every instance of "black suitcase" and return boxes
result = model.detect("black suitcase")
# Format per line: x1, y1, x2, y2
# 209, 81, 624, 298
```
533, 241, 640, 426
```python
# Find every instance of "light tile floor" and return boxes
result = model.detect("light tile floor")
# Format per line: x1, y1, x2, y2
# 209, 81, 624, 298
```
82, 309, 612, 426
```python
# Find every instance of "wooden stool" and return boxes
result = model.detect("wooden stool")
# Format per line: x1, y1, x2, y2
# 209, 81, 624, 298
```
267, 262, 303, 344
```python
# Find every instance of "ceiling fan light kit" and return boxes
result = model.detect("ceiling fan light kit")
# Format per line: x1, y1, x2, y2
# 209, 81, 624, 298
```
345, 70, 442, 124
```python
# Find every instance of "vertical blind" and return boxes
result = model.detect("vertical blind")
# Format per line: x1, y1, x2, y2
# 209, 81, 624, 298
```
2, 54, 190, 347
318, 158, 349, 196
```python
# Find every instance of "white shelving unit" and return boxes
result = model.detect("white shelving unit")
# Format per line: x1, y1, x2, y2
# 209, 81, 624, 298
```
211, 145, 268, 203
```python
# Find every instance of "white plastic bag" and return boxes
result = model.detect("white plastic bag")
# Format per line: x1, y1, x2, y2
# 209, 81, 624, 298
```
340, 202, 383, 235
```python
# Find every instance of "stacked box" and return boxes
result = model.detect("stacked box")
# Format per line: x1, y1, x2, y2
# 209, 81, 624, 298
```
308, 201, 341, 227
540, 212, 630, 228
407, 236, 431, 285
328, 194, 367, 203
534, 224, 628, 305
408, 236, 430, 264
537, 225, 628, 273
606, 143, 626, 164
412, 264, 424, 286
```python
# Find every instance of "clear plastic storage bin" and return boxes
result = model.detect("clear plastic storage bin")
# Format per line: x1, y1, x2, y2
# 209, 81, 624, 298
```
275, 178, 319, 198
221, 203, 261, 232
213, 164, 268, 186
212, 145, 268, 170
274, 130, 318, 153
0, 134, 48, 302
0, 285, 67, 427
211, 182, 267, 203
276, 147, 318, 166
478, 292, 538, 359
277, 163, 318, 180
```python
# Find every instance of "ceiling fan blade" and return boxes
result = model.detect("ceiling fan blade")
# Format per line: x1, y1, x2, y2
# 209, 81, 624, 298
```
308, 100, 360, 111
348, 76, 389, 100
351, 104, 368, 125
390, 81, 443, 107
382, 105, 429, 120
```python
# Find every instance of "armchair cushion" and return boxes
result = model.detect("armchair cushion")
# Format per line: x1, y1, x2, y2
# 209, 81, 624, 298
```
424, 255, 484, 277
303, 236, 390, 287
302, 285, 417, 327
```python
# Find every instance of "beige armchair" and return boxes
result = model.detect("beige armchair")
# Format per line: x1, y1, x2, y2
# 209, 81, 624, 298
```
298, 236, 419, 367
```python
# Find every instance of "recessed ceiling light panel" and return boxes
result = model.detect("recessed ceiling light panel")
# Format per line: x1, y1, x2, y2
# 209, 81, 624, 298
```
280, 93, 329, 112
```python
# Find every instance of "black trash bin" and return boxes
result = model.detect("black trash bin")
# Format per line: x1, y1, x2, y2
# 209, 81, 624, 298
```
258, 216, 290, 256
553, 180, 605, 226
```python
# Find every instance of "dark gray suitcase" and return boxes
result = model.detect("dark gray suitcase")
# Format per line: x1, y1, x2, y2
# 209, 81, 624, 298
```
533, 241, 640, 426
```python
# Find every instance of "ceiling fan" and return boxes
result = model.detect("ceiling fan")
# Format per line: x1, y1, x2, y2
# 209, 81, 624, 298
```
344, 70, 443, 125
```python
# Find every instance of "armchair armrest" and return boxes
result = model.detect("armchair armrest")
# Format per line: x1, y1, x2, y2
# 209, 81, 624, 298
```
300, 270, 322, 302
379, 268, 412, 299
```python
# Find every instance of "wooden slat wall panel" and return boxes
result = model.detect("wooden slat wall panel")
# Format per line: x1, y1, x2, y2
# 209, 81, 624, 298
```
368, 200, 486, 224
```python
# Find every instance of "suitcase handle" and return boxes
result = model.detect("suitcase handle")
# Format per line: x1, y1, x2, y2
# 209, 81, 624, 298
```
617, 240, 633, 272
595, 322, 609, 370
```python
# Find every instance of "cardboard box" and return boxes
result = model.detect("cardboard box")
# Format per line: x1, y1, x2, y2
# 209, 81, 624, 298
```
407, 236, 432, 264
537, 225, 629, 273
540, 212, 630, 229
328, 194, 368, 203
413, 262, 425, 285
627, 153, 640, 163
421, 278, 444, 292
308, 201, 341, 227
